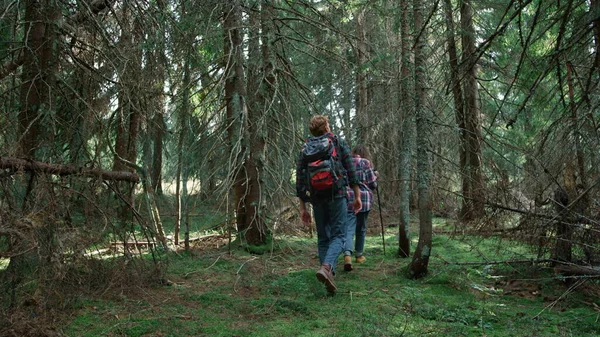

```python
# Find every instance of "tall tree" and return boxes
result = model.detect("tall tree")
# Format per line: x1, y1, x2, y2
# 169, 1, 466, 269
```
444, 0, 467, 222
458, 0, 486, 221
17, 0, 59, 158
112, 4, 141, 174
355, 5, 369, 144
409, 0, 432, 278
148, 20, 167, 195
398, 0, 413, 258
223, 0, 259, 247
174, 0, 195, 248
240, 0, 277, 247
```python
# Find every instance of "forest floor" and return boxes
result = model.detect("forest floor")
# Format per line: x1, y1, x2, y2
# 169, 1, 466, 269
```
6, 217, 600, 336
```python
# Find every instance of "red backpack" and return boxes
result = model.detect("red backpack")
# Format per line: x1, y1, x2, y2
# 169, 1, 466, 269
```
301, 134, 346, 196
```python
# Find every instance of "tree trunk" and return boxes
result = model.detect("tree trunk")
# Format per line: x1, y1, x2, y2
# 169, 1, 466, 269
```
111, 4, 142, 242
459, 0, 486, 221
444, 0, 468, 220
18, 0, 59, 158
341, 74, 353, 141
553, 163, 576, 263
112, 8, 141, 174
238, 1, 278, 247
355, 6, 369, 144
223, 0, 249, 240
550, 62, 590, 263
175, 46, 192, 247
148, 4, 167, 195
398, 0, 413, 258
151, 111, 165, 195
11, 0, 57, 308
566, 61, 588, 212
68, 46, 94, 166
591, 0, 600, 74
409, 0, 432, 279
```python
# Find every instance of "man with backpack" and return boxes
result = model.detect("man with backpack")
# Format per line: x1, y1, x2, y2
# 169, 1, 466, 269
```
296, 115, 361, 294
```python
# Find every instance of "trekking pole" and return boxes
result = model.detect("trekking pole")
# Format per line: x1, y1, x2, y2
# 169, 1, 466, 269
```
376, 187, 386, 255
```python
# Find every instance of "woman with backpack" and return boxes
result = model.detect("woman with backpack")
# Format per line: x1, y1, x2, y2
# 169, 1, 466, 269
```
343, 144, 378, 272
296, 115, 362, 294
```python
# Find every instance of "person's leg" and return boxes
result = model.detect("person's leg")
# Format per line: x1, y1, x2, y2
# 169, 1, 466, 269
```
343, 211, 356, 271
312, 202, 329, 266
355, 211, 369, 260
322, 197, 347, 275
344, 211, 356, 255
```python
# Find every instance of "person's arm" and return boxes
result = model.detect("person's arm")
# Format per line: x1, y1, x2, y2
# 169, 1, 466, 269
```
299, 199, 312, 226
295, 149, 309, 202
352, 184, 362, 213
295, 148, 312, 224
338, 137, 359, 186
364, 159, 378, 190
337, 138, 362, 213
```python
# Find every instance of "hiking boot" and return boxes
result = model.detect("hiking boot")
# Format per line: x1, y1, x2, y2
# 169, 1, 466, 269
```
355, 256, 366, 263
343, 255, 353, 271
316, 263, 337, 293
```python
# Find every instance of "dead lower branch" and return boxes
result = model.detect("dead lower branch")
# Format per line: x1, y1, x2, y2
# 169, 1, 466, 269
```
0, 156, 139, 182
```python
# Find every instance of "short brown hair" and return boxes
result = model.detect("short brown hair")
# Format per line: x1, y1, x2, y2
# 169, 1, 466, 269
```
309, 115, 329, 136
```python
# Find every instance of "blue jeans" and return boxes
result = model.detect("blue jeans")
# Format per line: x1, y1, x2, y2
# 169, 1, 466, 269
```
312, 197, 347, 274
344, 211, 370, 256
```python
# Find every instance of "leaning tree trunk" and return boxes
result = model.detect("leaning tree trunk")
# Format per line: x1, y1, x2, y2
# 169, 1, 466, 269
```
398, 0, 413, 258
459, 0, 486, 222
409, 0, 432, 279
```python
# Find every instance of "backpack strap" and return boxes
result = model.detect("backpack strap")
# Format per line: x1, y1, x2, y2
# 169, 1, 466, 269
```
329, 134, 348, 187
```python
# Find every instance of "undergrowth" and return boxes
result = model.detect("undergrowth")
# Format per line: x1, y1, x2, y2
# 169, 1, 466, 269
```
5, 219, 600, 337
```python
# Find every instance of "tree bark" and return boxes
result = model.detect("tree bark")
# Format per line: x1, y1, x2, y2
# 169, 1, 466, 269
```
409, 0, 432, 279
238, 1, 278, 247
175, 47, 192, 247
398, 0, 413, 258
355, 6, 369, 144
112, 5, 142, 174
148, 1, 167, 195
224, 0, 249, 239
18, 0, 59, 158
458, 0, 486, 221
444, 0, 468, 220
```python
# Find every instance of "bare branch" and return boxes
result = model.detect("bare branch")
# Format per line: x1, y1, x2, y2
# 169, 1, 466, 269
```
0, 157, 139, 182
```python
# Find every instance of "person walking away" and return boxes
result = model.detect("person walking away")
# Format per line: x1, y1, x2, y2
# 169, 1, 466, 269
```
296, 115, 361, 293
343, 145, 378, 271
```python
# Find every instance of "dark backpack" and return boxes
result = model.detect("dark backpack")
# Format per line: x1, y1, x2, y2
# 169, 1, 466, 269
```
301, 134, 346, 196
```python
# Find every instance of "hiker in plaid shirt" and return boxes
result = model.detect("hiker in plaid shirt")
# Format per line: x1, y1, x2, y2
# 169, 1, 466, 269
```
343, 144, 379, 271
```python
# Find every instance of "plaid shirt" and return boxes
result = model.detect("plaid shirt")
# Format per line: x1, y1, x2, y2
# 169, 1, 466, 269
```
346, 155, 378, 212
296, 132, 359, 202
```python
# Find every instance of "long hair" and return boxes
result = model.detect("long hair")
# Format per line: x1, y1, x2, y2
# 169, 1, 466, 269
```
352, 144, 371, 161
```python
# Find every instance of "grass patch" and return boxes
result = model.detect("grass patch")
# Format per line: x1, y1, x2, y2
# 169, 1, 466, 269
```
50, 222, 600, 336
